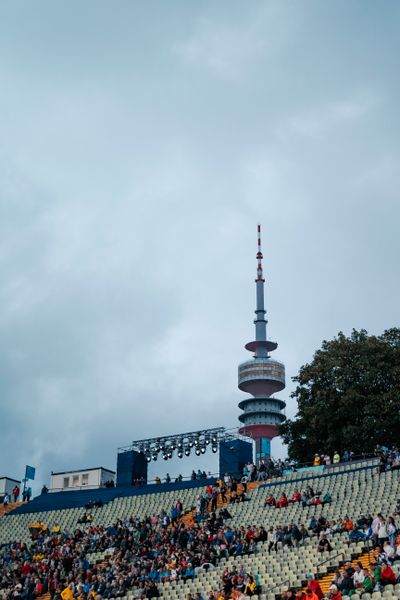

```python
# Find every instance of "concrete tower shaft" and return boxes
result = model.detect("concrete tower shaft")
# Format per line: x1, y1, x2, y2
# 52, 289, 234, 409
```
238, 225, 286, 463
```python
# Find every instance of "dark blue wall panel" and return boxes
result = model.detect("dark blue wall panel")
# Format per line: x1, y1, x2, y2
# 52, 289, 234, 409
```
219, 439, 253, 479
116, 450, 147, 486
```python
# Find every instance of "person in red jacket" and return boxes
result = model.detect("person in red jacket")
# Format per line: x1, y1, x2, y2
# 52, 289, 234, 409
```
276, 493, 289, 508
380, 561, 396, 585
329, 584, 342, 600
305, 589, 319, 600
306, 576, 324, 600
264, 494, 276, 507
291, 490, 301, 503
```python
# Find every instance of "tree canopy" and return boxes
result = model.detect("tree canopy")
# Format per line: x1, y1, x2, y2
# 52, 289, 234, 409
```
279, 328, 400, 463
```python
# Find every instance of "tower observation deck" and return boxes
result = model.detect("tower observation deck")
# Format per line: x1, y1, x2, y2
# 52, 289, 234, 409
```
238, 225, 286, 463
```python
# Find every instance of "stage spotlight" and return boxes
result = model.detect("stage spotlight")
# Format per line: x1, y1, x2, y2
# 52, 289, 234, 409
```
205, 436, 210, 445
195, 448, 201, 456
200, 447, 206, 454
212, 435, 217, 443
167, 450, 173, 459
188, 437, 194, 448
212, 445, 218, 453
152, 453, 158, 461
177, 450, 183, 459
184, 447, 191, 456
162, 453, 168, 461
177, 439, 183, 449
146, 455, 152, 463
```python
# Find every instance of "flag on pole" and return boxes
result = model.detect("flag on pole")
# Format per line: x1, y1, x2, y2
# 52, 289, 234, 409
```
25, 465, 36, 481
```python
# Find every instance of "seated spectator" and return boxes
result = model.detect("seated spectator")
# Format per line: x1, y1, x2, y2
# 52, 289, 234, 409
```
370, 561, 382, 586
353, 563, 365, 588
322, 492, 332, 505
340, 571, 355, 596
343, 561, 355, 577
306, 485, 315, 498
380, 561, 396, 584
291, 490, 301, 503
237, 489, 248, 503
313, 454, 321, 466
348, 528, 367, 543
327, 520, 342, 535
381, 540, 396, 563
331, 570, 344, 590
276, 493, 289, 508
300, 525, 309, 541
387, 516, 397, 545
306, 576, 323, 600
264, 494, 276, 507
305, 588, 319, 600
244, 574, 256, 596
333, 451, 340, 464
78, 512, 92, 524
317, 534, 332, 552
362, 568, 374, 593
328, 584, 341, 600
343, 516, 354, 532
220, 507, 232, 519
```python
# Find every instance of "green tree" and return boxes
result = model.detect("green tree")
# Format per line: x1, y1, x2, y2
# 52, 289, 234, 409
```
279, 328, 400, 463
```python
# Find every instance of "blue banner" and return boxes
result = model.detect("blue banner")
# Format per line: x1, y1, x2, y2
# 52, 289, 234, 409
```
25, 465, 36, 480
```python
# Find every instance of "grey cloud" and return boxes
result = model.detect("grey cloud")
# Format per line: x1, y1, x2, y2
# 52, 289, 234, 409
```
0, 0, 399, 490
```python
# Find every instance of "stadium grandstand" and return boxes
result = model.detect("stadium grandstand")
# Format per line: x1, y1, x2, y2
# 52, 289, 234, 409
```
1, 451, 400, 600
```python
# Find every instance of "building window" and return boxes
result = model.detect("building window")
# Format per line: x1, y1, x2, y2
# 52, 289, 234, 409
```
63, 477, 70, 488
72, 475, 79, 486
81, 473, 89, 485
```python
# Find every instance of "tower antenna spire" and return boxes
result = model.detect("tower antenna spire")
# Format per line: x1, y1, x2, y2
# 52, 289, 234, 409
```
238, 224, 286, 464
256, 223, 264, 282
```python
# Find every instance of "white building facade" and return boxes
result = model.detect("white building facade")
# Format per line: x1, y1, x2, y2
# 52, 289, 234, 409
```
0, 477, 21, 497
50, 467, 115, 492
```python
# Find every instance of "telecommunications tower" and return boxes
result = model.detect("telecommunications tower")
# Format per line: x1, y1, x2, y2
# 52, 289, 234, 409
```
238, 225, 286, 462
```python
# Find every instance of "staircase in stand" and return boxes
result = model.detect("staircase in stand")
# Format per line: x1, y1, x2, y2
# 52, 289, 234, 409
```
306, 547, 379, 595
0, 502, 25, 517
179, 481, 262, 527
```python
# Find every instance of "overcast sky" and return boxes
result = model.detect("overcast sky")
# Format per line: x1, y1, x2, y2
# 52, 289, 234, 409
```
0, 1, 399, 490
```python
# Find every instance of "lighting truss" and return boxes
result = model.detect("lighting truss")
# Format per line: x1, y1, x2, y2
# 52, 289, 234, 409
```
119, 427, 226, 462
